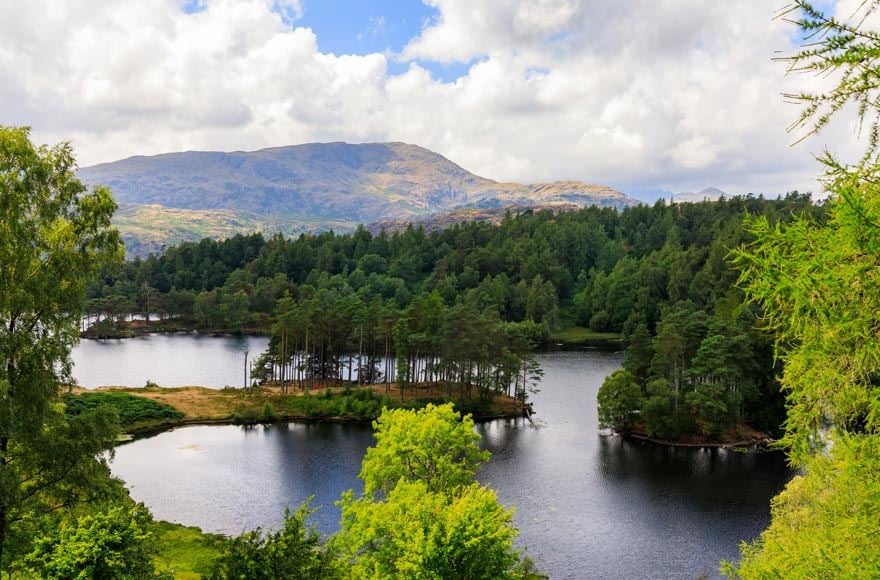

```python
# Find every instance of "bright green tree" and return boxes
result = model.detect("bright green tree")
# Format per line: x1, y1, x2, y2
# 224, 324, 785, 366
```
0, 126, 123, 567
724, 2, 880, 575
337, 481, 524, 579
723, 435, 880, 577
358, 403, 489, 497
337, 403, 542, 579
207, 503, 334, 580
23, 505, 163, 580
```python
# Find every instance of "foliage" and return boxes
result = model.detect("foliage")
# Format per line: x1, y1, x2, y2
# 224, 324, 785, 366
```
596, 370, 642, 432
359, 403, 489, 496
86, 184, 817, 445
640, 379, 682, 439
277, 389, 396, 419
722, 434, 880, 578
86, 195, 816, 344
211, 404, 539, 578
600, 301, 779, 441
0, 126, 124, 568
150, 521, 225, 580
335, 404, 540, 579
23, 505, 166, 579
64, 392, 183, 429
724, 2, 880, 574
207, 503, 334, 580
337, 481, 524, 579
778, 0, 880, 164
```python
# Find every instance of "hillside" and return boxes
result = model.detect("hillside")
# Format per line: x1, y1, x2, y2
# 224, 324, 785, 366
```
78, 142, 636, 255
672, 186, 728, 203
367, 203, 582, 234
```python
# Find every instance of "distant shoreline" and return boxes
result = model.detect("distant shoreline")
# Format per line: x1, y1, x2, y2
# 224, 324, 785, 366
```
82, 320, 624, 348
612, 428, 775, 450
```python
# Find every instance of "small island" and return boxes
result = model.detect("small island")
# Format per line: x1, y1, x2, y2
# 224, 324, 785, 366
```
65, 382, 530, 438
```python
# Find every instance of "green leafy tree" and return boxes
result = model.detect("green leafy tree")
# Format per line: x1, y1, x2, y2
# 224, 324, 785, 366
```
358, 403, 489, 497
337, 481, 524, 580
597, 370, 642, 432
623, 323, 654, 384
23, 505, 164, 580
0, 126, 123, 567
336, 404, 541, 579
208, 503, 334, 580
722, 435, 880, 578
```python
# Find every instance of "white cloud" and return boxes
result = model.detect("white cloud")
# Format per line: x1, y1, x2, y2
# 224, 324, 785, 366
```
0, 0, 862, 196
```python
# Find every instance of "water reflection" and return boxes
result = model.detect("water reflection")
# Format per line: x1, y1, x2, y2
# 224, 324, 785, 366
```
72, 334, 269, 388
109, 346, 793, 579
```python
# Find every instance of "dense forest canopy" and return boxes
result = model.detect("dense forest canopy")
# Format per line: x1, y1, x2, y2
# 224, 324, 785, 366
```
88, 194, 819, 336
85, 194, 821, 436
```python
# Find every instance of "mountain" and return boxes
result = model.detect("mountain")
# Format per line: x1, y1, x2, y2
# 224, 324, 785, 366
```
671, 186, 727, 203
367, 203, 583, 235
77, 142, 636, 255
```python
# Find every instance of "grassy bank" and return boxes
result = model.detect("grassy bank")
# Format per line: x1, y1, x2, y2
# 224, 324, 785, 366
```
151, 521, 225, 579
67, 383, 526, 435
548, 326, 623, 346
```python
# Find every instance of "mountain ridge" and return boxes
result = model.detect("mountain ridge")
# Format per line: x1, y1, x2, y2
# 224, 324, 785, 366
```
78, 142, 637, 255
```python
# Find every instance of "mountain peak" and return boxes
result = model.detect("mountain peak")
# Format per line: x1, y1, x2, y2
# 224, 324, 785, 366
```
78, 141, 638, 255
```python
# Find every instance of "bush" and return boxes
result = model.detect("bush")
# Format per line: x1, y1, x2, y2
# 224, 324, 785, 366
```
207, 503, 333, 580
24, 505, 166, 579
229, 405, 261, 422
64, 392, 183, 429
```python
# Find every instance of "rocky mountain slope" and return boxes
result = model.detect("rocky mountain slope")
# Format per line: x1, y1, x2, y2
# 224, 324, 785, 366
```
78, 142, 636, 255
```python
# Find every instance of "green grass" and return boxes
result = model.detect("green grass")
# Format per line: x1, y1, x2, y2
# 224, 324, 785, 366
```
151, 521, 225, 579
228, 388, 495, 422
65, 392, 184, 429
549, 326, 623, 344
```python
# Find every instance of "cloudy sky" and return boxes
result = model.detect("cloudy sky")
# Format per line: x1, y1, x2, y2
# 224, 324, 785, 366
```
0, 0, 865, 197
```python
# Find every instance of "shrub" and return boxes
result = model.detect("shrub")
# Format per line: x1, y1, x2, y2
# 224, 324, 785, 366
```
64, 392, 183, 429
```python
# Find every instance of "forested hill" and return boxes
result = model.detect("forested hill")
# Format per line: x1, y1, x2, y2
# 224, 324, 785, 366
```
89, 194, 818, 335
78, 142, 635, 256
87, 193, 821, 437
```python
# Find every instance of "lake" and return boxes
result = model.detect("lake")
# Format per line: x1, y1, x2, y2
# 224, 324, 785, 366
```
77, 337, 792, 578
72, 334, 269, 388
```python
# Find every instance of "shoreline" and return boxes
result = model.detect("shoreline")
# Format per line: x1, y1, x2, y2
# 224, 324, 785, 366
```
615, 430, 776, 450
72, 383, 531, 441
119, 411, 528, 442
82, 323, 624, 348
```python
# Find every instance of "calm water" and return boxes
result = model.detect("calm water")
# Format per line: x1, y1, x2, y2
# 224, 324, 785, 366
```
72, 334, 269, 387
104, 340, 792, 579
